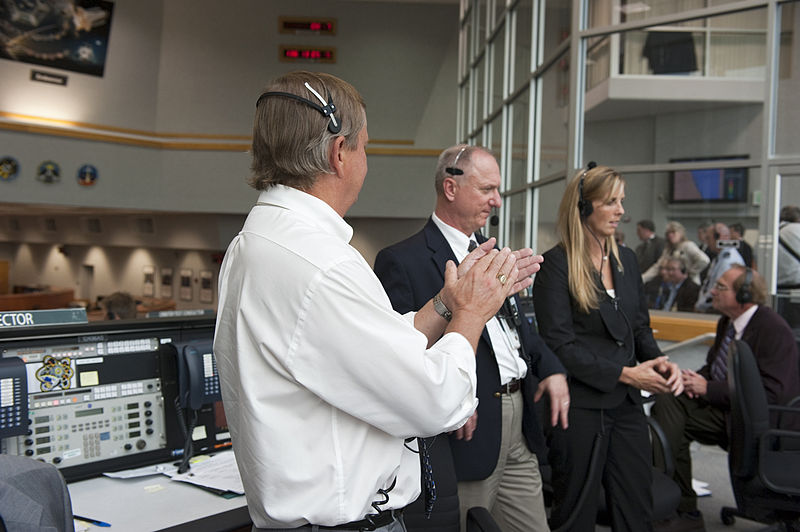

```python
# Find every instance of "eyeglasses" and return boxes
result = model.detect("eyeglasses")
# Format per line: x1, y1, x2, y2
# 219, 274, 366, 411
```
713, 282, 731, 291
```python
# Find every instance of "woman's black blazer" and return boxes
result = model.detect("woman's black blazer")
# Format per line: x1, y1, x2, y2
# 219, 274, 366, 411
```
533, 244, 662, 409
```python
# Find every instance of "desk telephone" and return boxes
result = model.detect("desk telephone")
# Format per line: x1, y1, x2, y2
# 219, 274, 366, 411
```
176, 341, 221, 411
0, 357, 27, 439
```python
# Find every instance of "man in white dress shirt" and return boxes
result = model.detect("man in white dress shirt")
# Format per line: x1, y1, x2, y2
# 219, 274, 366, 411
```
214, 71, 527, 532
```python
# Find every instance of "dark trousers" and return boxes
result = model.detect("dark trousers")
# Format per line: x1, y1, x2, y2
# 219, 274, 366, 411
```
650, 393, 727, 513
548, 399, 653, 532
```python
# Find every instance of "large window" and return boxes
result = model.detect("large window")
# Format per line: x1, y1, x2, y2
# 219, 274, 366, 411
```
457, 0, 800, 310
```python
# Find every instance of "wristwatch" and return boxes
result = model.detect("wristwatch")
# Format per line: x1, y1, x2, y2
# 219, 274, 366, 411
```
433, 292, 452, 321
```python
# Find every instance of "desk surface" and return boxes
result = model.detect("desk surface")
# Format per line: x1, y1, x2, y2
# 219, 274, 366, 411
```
69, 471, 250, 531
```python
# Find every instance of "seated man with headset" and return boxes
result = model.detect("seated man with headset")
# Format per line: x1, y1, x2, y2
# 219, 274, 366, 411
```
650, 265, 800, 531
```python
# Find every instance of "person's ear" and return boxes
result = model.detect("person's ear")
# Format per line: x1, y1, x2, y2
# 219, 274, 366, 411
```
443, 176, 459, 201
328, 135, 346, 177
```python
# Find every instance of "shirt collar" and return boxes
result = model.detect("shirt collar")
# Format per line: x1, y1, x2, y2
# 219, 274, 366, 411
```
732, 304, 759, 338
255, 184, 354, 243
431, 212, 475, 262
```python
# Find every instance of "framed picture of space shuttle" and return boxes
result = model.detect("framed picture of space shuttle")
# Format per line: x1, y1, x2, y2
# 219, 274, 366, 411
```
0, 0, 115, 77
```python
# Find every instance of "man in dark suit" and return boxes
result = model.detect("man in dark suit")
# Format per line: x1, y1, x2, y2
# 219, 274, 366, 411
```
636, 219, 666, 273
662, 257, 700, 312
651, 265, 800, 531
374, 145, 569, 532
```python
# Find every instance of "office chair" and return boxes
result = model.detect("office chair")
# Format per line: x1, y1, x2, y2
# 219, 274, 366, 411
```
0, 454, 75, 532
402, 436, 502, 532
720, 340, 800, 529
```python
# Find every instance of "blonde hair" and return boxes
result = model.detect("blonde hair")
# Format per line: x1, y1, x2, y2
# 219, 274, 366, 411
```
250, 71, 366, 191
556, 165, 625, 314
664, 220, 687, 252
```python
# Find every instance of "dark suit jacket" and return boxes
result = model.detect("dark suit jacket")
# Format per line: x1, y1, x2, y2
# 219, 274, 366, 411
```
532, 245, 662, 409
671, 279, 700, 312
636, 235, 665, 272
374, 218, 565, 481
700, 305, 800, 416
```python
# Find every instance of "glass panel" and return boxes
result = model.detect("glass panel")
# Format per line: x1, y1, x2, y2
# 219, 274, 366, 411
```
489, 114, 503, 161
586, 34, 611, 89
540, 52, 569, 180
458, 84, 469, 142
544, 0, 571, 61
509, 89, 530, 190
584, 10, 766, 165
478, 0, 488, 44
776, 1, 798, 155
623, 30, 704, 75
597, 0, 704, 28
475, 56, 486, 127
495, 0, 506, 29
507, 191, 527, 250
492, 23, 506, 112
514, 0, 533, 92
534, 179, 567, 254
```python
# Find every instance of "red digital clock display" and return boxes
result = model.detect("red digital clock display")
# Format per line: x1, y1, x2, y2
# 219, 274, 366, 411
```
279, 17, 337, 35
279, 46, 336, 64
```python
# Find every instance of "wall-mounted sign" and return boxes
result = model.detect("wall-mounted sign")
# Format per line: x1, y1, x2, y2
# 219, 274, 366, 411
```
161, 267, 173, 298
179, 269, 193, 301
279, 17, 336, 35
143, 265, 155, 297
279, 46, 336, 64
37, 160, 60, 184
200, 270, 213, 304
0, 157, 20, 182
30, 70, 67, 86
77, 164, 98, 186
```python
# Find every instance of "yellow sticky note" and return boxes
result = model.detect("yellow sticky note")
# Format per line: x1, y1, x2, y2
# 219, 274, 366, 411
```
79, 371, 99, 387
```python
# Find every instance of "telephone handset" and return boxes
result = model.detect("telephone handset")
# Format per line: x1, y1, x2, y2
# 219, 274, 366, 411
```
176, 341, 221, 411
0, 357, 28, 439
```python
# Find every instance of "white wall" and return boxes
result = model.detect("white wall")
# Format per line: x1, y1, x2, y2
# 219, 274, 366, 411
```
0, 0, 459, 216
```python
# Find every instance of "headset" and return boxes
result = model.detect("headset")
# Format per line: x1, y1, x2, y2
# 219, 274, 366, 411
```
445, 146, 468, 176
256, 81, 342, 134
736, 267, 754, 304
577, 161, 598, 218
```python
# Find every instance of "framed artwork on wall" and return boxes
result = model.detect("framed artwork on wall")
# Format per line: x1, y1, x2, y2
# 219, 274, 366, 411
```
179, 269, 193, 301
0, 0, 116, 77
200, 270, 213, 304
142, 265, 155, 296
161, 268, 173, 298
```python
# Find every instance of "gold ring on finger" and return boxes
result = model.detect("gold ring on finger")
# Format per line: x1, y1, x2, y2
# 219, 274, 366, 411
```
496, 273, 508, 285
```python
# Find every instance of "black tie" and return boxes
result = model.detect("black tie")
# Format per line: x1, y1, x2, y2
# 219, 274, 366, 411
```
711, 323, 735, 381
468, 239, 478, 252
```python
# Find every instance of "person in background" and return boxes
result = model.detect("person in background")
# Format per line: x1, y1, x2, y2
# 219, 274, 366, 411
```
696, 221, 716, 282
728, 222, 755, 269
533, 164, 682, 531
213, 71, 522, 532
643, 258, 672, 311
102, 291, 137, 320
642, 221, 709, 286
635, 219, 666, 273
660, 257, 699, 312
651, 266, 800, 531
375, 144, 568, 532
776, 205, 800, 328
615, 229, 626, 248
695, 223, 744, 312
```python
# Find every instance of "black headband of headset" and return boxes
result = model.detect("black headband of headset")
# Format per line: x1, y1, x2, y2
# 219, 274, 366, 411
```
256, 86, 341, 134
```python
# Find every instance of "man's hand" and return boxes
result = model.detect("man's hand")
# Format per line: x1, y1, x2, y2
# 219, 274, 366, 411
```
456, 240, 542, 296
681, 369, 707, 399
653, 357, 684, 396
619, 356, 676, 394
442, 247, 517, 324
452, 411, 478, 441
510, 248, 543, 294
534, 373, 569, 428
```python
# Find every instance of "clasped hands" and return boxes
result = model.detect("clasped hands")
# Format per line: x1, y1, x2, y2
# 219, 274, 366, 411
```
621, 355, 684, 396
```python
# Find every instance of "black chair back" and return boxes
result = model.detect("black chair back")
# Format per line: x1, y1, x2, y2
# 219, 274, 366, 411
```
727, 340, 770, 479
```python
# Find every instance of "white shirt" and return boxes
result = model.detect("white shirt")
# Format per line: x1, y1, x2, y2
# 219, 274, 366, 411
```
732, 304, 759, 339
431, 213, 528, 385
778, 222, 800, 287
214, 185, 478, 528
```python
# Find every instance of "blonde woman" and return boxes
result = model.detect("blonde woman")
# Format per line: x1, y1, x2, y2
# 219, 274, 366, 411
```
532, 164, 683, 531
642, 221, 709, 285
